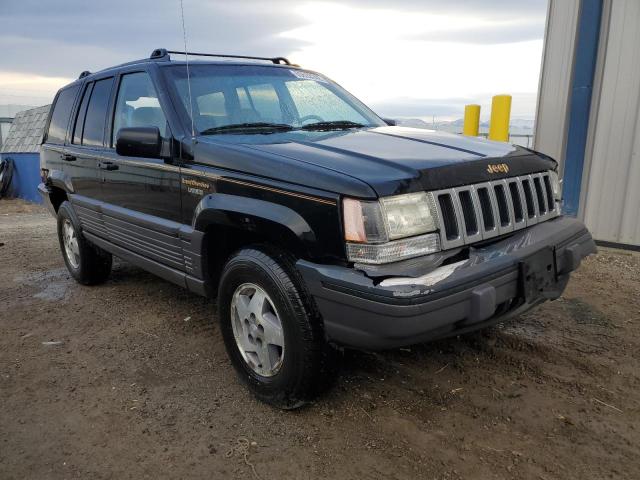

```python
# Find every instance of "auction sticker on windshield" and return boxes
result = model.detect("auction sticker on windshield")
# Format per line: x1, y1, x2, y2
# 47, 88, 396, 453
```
290, 70, 329, 83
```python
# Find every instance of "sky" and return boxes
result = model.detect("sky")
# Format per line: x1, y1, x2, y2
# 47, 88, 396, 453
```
0, 0, 548, 122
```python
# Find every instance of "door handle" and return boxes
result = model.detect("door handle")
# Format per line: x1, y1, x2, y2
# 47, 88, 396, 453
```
62, 154, 76, 162
98, 161, 119, 171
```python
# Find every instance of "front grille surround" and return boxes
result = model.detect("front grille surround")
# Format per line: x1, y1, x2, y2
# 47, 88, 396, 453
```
432, 172, 559, 250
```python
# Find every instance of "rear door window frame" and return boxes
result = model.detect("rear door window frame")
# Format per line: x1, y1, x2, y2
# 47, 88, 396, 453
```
67, 74, 116, 150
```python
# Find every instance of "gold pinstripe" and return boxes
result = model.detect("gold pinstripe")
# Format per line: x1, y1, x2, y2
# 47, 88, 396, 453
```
66, 156, 337, 207
188, 171, 337, 206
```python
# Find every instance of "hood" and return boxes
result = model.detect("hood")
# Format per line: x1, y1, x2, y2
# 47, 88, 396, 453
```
199, 126, 556, 198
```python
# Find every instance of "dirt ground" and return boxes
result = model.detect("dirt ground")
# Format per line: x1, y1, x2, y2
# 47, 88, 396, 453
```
1, 198, 639, 480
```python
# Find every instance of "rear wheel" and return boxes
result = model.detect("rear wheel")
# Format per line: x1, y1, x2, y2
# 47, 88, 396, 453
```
57, 201, 112, 285
218, 246, 338, 409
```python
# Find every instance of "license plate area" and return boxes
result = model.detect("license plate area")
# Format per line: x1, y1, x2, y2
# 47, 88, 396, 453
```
519, 247, 557, 302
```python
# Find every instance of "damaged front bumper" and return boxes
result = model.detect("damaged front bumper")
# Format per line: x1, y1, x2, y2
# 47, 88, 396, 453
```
297, 216, 596, 350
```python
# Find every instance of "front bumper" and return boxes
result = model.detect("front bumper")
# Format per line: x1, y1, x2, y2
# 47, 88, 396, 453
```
297, 216, 596, 350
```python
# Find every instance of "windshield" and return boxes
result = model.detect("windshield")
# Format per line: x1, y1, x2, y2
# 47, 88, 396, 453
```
163, 64, 385, 134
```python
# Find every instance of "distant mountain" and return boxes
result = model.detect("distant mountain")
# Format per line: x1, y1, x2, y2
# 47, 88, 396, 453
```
394, 118, 433, 129
394, 117, 534, 135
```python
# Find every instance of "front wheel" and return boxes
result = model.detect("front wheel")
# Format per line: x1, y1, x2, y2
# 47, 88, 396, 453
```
57, 201, 112, 285
218, 247, 338, 409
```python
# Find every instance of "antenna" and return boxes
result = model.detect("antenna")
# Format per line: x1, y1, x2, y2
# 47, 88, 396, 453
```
179, 0, 196, 138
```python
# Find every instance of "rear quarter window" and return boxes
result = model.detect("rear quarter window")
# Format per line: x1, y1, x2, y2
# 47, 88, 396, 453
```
46, 85, 80, 145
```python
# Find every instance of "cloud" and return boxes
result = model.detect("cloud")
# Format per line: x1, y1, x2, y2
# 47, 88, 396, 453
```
0, 0, 547, 77
0, 0, 308, 77
0, 0, 547, 116
340, 0, 547, 17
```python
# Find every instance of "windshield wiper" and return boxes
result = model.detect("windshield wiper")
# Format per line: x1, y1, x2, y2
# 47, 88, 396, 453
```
200, 122, 294, 135
300, 120, 367, 131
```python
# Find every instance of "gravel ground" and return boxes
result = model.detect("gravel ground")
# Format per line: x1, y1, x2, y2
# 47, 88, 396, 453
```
1, 198, 639, 480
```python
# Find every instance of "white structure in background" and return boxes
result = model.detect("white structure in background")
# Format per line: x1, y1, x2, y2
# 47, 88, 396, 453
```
0, 105, 33, 150
536, 0, 640, 248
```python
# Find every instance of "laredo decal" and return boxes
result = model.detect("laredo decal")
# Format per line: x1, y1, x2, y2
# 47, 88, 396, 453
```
486, 163, 510, 174
182, 178, 210, 196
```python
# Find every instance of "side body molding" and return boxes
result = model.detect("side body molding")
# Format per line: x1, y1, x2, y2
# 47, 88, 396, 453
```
69, 194, 207, 296
193, 193, 318, 256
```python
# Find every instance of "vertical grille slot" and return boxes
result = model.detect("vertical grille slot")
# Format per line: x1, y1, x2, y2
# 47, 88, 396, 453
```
493, 184, 510, 227
437, 194, 459, 241
543, 175, 555, 212
522, 179, 536, 218
533, 176, 547, 214
509, 182, 524, 222
476, 187, 495, 230
458, 190, 478, 235
433, 172, 559, 250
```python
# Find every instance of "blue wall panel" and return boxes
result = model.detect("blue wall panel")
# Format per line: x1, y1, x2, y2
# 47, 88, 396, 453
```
0, 153, 42, 204
562, 0, 604, 216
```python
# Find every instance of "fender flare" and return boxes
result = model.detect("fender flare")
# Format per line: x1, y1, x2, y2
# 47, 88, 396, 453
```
193, 193, 318, 256
48, 169, 74, 193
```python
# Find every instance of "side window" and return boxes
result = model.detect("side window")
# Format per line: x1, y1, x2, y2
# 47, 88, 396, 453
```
82, 77, 114, 147
245, 83, 283, 122
46, 85, 79, 145
112, 72, 167, 146
72, 82, 93, 145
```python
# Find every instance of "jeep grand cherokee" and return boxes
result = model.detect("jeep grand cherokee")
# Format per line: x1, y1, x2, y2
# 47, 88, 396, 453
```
39, 49, 596, 408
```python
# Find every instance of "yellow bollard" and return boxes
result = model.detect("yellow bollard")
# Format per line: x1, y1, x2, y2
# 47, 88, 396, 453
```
463, 104, 481, 137
488, 94, 512, 142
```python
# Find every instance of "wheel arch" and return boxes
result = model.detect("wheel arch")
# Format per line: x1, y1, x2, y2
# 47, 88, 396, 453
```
193, 193, 319, 293
46, 170, 73, 212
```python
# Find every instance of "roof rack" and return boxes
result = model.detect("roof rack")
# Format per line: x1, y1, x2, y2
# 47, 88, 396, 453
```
78, 70, 91, 79
150, 48, 291, 65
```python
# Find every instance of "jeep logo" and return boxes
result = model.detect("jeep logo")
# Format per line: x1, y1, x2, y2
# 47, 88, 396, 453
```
487, 163, 510, 174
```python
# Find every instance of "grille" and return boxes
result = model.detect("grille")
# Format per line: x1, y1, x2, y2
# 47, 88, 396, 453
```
432, 172, 559, 250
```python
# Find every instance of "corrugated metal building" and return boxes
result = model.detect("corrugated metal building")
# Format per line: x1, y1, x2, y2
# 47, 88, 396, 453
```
0, 105, 51, 203
536, 0, 640, 248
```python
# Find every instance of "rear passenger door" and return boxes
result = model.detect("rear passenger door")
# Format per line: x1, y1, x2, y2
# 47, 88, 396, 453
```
41, 84, 80, 190
65, 76, 115, 201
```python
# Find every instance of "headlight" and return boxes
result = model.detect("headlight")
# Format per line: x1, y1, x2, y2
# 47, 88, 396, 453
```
343, 192, 440, 264
381, 192, 438, 240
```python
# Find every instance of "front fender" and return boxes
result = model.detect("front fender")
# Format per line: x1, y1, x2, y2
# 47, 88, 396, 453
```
193, 193, 318, 256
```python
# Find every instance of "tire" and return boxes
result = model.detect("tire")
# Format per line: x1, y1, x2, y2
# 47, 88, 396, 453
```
0, 157, 13, 198
218, 246, 338, 409
57, 201, 112, 285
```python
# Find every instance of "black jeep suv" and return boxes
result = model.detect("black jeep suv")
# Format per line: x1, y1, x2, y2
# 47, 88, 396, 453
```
39, 49, 596, 408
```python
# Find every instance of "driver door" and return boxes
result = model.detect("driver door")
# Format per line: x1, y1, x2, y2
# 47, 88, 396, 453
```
99, 70, 181, 222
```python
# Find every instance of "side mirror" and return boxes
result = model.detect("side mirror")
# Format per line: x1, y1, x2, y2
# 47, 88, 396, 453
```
116, 127, 161, 158
382, 118, 397, 126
